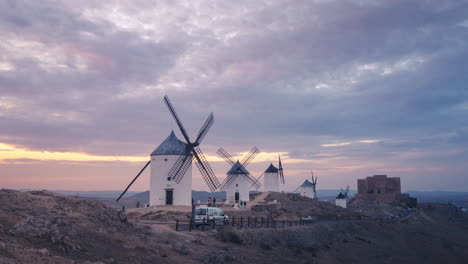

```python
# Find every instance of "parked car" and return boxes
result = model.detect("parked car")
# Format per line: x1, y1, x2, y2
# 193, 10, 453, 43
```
194, 206, 229, 224
301, 216, 315, 221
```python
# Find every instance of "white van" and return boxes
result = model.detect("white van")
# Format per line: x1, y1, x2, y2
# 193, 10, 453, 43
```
194, 206, 228, 224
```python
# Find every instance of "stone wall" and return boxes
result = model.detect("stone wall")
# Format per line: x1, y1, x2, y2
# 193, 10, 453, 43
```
356, 175, 417, 207
358, 175, 401, 195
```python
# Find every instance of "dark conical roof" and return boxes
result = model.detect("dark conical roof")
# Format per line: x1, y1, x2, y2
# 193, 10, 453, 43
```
264, 163, 278, 173
298, 179, 314, 188
336, 192, 346, 199
227, 161, 248, 175
150, 131, 190, 156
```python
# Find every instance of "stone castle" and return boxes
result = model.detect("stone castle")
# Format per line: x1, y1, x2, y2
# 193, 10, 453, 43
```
356, 175, 417, 207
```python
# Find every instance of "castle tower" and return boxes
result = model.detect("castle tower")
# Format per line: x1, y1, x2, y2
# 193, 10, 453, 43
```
224, 161, 250, 203
263, 163, 280, 192
149, 131, 192, 206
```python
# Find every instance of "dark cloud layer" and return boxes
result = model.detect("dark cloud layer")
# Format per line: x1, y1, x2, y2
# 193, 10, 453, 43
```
1, 0, 467, 190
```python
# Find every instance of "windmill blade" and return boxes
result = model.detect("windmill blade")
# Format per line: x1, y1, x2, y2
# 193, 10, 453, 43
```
278, 155, 285, 184
168, 151, 192, 183
194, 112, 214, 145
249, 173, 264, 189
221, 174, 238, 191
243, 174, 261, 190
280, 171, 285, 184
240, 147, 260, 167
216, 147, 235, 166
192, 146, 220, 192
293, 185, 301, 192
116, 160, 151, 202
163, 95, 191, 144
219, 175, 232, 191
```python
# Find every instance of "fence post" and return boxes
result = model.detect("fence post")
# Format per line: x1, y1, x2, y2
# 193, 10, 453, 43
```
255, 217, 257, 228
202, 218, 206, 231
240, 217, 243, 228
175, 219, 179, 231
189, 218, 192, 232
283, 220, 285, 227
247, 217, 250, 228
261, 217, 264, 227
232, 216, 235, 227
212, 219, 216, 229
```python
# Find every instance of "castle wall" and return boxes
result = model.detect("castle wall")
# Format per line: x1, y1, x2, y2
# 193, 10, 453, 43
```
355, 175, 416, 207
358, 175, 401, 195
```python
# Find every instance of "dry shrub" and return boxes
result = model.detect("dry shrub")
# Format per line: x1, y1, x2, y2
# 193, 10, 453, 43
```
215, 227, 243, 244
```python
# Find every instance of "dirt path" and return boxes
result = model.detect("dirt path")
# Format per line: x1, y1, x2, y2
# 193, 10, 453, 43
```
246, 191, 272, 209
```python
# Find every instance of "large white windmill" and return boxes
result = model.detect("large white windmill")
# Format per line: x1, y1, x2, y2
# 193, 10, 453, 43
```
116, 95, 221, 206
217, 147, 261, 203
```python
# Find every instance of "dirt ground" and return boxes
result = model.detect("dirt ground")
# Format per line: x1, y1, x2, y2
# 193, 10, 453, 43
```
127, 192, 362, 222
1, 189, 468, 264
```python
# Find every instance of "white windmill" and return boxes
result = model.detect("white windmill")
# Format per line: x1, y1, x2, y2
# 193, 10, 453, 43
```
116, 95, 221, 206
251, 155, 285, 192
217, 147, 261, 203
335, 185, 349, 208
295, 171, 318, 199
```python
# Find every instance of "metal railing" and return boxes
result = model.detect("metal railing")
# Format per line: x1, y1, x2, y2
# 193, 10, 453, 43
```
174, 215, 370, 231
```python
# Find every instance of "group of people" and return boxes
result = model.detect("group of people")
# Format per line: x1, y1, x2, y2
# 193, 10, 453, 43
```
208, 197, 217, 207
238, 200, 247, 208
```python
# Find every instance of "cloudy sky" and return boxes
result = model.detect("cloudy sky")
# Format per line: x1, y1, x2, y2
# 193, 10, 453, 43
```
1, 0, 467, 192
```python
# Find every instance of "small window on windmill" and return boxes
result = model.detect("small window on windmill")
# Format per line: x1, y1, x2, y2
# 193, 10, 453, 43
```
167, 177, 171, 181
236, 184, 238, 187
164, 158, 168, 162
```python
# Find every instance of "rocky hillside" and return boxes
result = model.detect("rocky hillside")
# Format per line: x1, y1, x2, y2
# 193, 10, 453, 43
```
0, 190, 181, 263
254, 192, 360, 219
1, 189, 468, 264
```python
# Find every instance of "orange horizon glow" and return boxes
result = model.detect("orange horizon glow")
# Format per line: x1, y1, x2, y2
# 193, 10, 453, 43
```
0, 142, 294, 164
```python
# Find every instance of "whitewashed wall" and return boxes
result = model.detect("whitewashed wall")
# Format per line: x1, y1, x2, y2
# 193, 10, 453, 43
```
225, 174, 250, 203
299, 186, 314, 199
264, 172, 280, 192
336, 198, 347, 208
149, 155, 192, 206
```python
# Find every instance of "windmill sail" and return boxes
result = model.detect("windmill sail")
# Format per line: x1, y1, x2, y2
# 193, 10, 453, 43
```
116, 160, 151, 202
278, 155, 285, 184
217, 147, 262, 190
163, 96, 220, 192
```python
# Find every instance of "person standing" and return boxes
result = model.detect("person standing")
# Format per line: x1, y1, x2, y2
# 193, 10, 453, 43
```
208, 197, 212, 207
244, 201, 247, 208
213, 197, 217, 207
